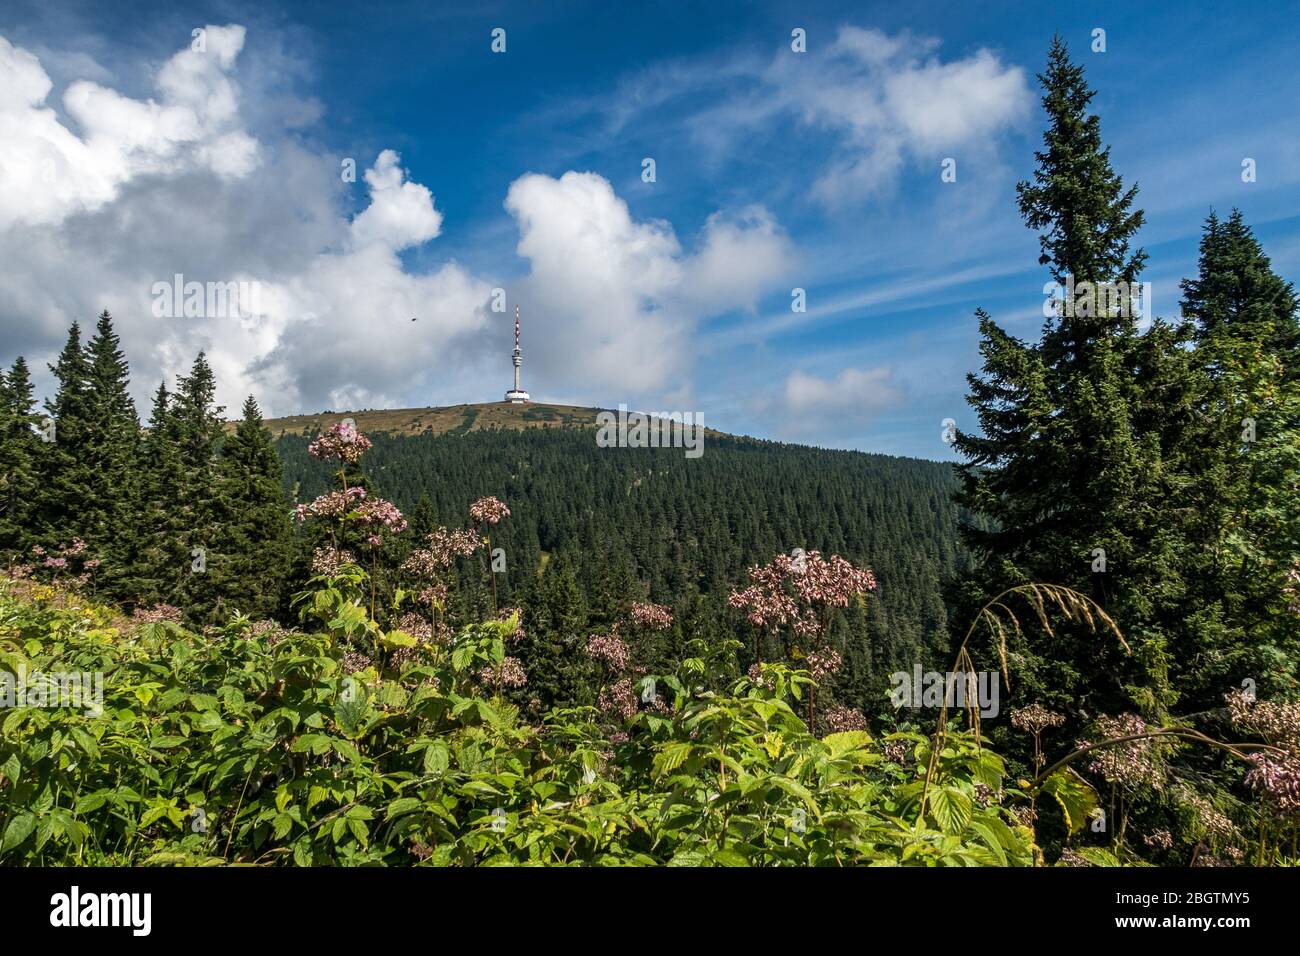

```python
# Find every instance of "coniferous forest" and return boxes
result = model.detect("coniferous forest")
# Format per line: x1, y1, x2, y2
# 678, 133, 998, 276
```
1, 29, 1298, 886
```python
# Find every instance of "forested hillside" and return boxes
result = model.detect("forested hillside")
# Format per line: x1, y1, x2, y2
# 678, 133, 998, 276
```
274, 417, 974, 707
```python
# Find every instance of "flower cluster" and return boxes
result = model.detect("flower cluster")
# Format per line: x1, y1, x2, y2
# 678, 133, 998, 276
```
498, 607, 526, 643
343, 651, 372, 674
628, 602, 673, 630
248, 619, 284, 640
585, 632, 630, 671
31, 539, 99, 587
1224, 688, 1300, 749
478, 656, 529, 689
311, 546, 356, 576
353, 496, 408, 545
598, 678, 639, 721
1225, 687, 1300, 816
883, 740, 909, 764
806, 647, 843, 681
1177, 788, 1237, 841
1079, 713, 1165, 790
1284, 562, 1300, 615
307, 422, 373, 464
394, 612, 433, 642
294, 486, 366, 523
1010, 806, 1037, 828
468, 496, 511, 526
1143, 829, 1174, 851
728, 550, 876, 639
1010, 703, 1066, 736
402, 528, 483, 577
1243, 752, 1300, 815
822, 704, 867, 733
415, 583, 450, 614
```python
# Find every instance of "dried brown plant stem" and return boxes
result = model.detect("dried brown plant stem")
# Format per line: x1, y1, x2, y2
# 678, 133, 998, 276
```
920, 584, 1127, 820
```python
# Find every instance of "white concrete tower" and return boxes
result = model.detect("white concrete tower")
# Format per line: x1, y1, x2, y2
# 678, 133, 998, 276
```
504, 305, 530, 403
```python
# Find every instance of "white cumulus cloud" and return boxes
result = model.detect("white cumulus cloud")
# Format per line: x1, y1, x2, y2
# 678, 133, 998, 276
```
504, 171, 793, 402
0, 25, 258, 229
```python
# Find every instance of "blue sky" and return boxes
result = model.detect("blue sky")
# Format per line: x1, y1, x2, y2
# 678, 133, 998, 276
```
1, 0, 1298, 459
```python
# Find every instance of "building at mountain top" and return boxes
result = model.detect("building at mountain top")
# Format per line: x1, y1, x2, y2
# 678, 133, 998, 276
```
504, 305, 530, 404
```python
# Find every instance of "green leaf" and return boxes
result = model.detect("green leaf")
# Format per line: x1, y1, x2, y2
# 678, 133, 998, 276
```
1, 753, 21, 786
333, 697, 366, 737
968, 819, 1008, 865
822, 730, 873, 758
767, 776, 814, 806
191, 711, 225, 733
423, 741, 450, 774
385, 797, 423, 820
653, 742, 694, 778
1073, 846, 1122, 867
711, 848, 749, 866
928, 787, 973, 835
382, 629, 418, 649
291, 734, 334, 756
1040, 767, 1098, 834
272, 812, 295, 840
2, 812, 36, 854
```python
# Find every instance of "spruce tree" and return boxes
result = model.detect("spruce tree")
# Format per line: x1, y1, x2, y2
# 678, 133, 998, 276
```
952, 37, 1182, 720
81, 310, 141, 597
0, 358, 41, 557
517, 555, 593, 708
216, 396, 293, 620
1175, 210, 1300, 702
136, 382, 184, 607
36, 323, 93, 548
163, 353, 226, 621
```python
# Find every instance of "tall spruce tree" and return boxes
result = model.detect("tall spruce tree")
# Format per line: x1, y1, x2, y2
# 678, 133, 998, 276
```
36, 322, 94, 548
157, 353, 226, 621
0, 358, 41, 556
952, 37, 1183, 721
1174, 210, 1300, 702
136, 382, 184, 607
216, 396, 293, 620
81, 310, 142, 597
517, 554, 594, 708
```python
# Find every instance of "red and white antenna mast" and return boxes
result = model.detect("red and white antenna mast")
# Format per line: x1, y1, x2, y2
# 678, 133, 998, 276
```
505, 305, 529, 403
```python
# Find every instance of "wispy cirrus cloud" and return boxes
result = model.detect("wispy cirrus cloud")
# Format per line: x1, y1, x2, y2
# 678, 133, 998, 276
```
523, 25, 1033, 207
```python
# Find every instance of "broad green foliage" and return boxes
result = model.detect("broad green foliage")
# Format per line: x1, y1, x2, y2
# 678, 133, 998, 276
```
0, 580, 1036, 866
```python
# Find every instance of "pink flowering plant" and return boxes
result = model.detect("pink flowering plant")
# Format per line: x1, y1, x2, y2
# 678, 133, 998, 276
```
26, 538, 101, 594
583, 600, 674, 733
728, 549, 876, 730
467, 496, 510, 614
296, 422, 406, 646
